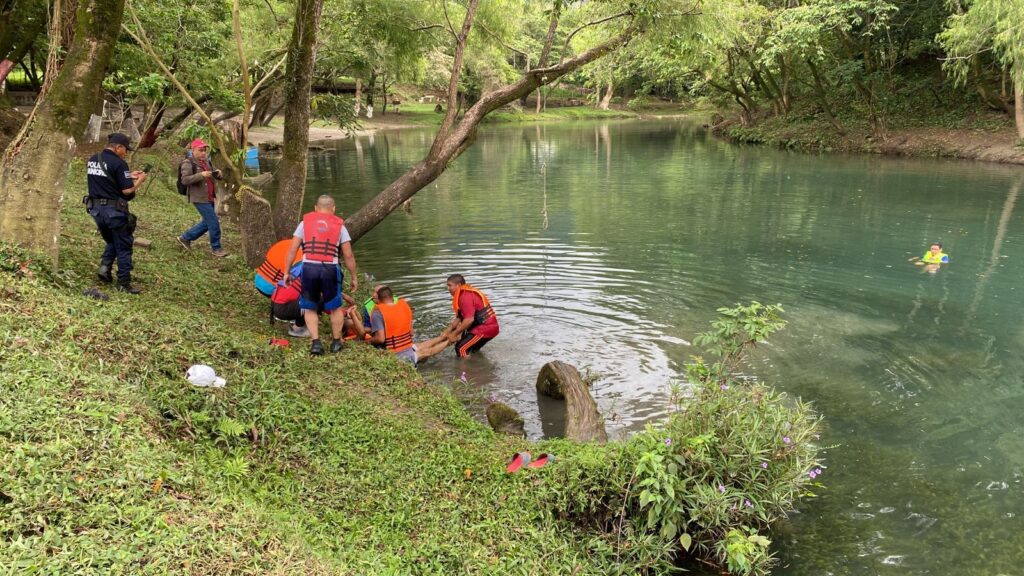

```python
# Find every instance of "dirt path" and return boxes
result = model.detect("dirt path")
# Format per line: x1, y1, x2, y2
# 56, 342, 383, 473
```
875, 126, 1024, 164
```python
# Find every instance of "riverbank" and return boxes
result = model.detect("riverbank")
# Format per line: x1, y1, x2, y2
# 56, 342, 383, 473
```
248, 102, 638, 145
0, 173, 603, 573
714, 106, 1024, 165
0, 163, 823, 574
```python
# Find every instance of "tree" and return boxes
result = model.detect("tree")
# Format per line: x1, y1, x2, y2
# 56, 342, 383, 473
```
341, 0, 696, 241
0, 0, 126, 265
939, 0, 1024, 138
269, 0, 324, 239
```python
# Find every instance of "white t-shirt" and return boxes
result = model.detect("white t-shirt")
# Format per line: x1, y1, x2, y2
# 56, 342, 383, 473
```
293, 221, 351, 264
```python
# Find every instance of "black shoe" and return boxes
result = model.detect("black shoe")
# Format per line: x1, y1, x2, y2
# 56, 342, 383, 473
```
310, 339, 324, 356
115, 282, 141, 295
330, 338, 344, 353
97, 263, 113, 283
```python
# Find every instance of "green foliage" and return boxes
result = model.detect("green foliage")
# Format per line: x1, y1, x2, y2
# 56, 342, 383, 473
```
310, 93, 360, 132
541, 302, 824, 576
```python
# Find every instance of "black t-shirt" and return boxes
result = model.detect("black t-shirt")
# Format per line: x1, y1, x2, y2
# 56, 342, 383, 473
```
86, 149, 134, 201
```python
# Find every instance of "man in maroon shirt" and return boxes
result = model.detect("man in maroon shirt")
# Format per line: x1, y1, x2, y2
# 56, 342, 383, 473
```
445, 274, 499, 357
177, 139, 227, 257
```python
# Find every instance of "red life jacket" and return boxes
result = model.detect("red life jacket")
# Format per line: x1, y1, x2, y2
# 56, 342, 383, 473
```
452, 284, 497, 328
376, 298, 414, 353
301, 212, 344, 263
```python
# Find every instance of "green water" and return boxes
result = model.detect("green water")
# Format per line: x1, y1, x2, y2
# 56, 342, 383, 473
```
265, 120, 1024, 574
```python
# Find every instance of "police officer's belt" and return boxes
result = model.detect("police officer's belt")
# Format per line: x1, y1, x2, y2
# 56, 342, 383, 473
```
84, 197, 130, 212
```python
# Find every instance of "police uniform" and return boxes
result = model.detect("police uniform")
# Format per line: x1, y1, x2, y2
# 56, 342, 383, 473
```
85, 136, 137, 288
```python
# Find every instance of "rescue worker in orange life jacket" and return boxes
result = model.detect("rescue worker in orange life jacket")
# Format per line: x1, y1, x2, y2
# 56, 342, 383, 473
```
347, 285, 454, 366
445, 274, 499, 358
283, 195, 358, 356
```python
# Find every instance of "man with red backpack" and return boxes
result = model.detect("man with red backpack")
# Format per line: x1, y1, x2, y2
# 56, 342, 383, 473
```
283, 195, 359, 356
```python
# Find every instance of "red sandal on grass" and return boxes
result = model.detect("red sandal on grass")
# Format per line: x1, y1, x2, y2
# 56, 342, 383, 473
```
506, 452, 531, 473
526, 453, 555, 468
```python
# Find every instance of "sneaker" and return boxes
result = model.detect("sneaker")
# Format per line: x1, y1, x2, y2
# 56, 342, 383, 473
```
177, 236, 192, 250
115, 282, 142, 295
211, 249, 229, 258
288, 324, 311, 338
310, 339, 324, 356
96, 263, 113, 283
330, 338, 344, 353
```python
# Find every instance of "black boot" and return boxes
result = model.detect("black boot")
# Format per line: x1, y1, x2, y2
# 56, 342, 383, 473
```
310, 339, 324, 356
115, 280, 141, 295
97, 261, 113, 283
330, 338, 344, 353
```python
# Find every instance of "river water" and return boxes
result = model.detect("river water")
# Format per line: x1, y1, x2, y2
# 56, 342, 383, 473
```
264, 120, 1024, 575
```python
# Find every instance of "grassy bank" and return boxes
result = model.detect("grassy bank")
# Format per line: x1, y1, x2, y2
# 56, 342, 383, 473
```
0, 161, 823, 574
0, 169, 616, 574
714, 100, 1024, 165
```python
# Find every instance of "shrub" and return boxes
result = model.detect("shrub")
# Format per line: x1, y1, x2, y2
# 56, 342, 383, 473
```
547, 302, 824, 575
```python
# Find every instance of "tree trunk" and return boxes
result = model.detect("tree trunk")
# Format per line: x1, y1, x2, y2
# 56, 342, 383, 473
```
0, 0, 125, 265
267, 0, 324, 251
137, 104, 165, 149
1015, 74, 1024, 140
354, 78, 362, 116
807, 58, 843, 134
238, 188, 277, 268
535, 360, 607, 443
598, 80, 613, 109
344, 24, 636, 240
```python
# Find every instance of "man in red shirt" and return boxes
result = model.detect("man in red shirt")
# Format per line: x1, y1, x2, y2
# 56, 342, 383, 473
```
445, 274, 499, 357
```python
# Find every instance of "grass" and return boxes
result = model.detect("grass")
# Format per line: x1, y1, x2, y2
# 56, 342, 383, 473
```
0, 165, 631, 574
0, 152, 823, 575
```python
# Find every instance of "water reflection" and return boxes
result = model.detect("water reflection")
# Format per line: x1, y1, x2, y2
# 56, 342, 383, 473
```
265, 120, 1024, 575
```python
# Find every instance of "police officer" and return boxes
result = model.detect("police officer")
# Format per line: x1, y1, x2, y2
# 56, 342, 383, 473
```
85, 133, 148, 294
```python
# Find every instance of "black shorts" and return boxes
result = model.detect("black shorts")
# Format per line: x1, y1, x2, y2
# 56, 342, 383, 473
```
455, 331, 492, 358
299, 263, 342, 311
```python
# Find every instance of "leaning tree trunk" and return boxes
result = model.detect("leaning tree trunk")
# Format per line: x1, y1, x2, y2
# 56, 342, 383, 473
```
0, 0, 125, 265
267, 0, 324, 249
343, 24, 638, 241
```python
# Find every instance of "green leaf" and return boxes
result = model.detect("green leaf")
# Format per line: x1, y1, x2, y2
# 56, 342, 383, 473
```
679, 533, 692, 552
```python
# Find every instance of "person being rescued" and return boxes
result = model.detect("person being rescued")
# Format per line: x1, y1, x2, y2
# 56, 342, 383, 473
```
346, 285, 453, 367
445, 274, 499, 358
910, 242, 949, 273
283, 195, 359, 356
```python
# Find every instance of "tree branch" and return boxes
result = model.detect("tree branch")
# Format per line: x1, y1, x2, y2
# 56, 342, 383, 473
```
537, 3, 561, 68
559, 11, 632, 62
232, 0, 252, 148
122, 2, 241, 183
431, 0, 480, 156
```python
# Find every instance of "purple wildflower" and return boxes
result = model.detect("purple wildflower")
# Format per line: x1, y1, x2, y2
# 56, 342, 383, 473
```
783, 436, 791, 444
664, 438, 672, 446
808, 470, 818, 479
720, 384, 729, 391
487, 394, 498, 403
718, 484, 726, 494
460, 371, 467, 382
745, 499, 753, 508
814, 467, 822, 476
761, 462, 768, 469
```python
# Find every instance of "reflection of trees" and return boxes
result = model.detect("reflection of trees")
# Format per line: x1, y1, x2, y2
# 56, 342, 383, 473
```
965, 175, 1021, 326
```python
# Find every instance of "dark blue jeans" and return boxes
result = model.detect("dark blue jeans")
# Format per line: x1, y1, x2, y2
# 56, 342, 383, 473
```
91, 206, 133, 282
181, 202, 221, 250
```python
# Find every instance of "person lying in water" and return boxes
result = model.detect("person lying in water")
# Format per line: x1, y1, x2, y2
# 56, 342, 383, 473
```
346, 285, 454, 366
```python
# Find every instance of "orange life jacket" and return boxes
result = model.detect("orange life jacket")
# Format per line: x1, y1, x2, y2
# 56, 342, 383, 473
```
452, 284, 496, 327
376, 298, 414, 352
257, 238, 303, 284
301, 212, 344, 263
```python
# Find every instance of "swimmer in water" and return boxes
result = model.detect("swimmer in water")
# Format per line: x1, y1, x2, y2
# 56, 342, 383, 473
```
909, 242, 948, 273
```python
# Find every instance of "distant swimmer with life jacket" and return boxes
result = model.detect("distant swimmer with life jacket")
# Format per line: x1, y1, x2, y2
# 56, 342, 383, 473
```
445, 274, 499, 357
346, 285, 454, 366
283, 195, 359, 356
909, 242, 949, 273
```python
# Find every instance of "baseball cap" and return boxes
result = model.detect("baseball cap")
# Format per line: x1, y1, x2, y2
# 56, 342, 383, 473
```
107, 132, 134, 150
190, 138, 209, 150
